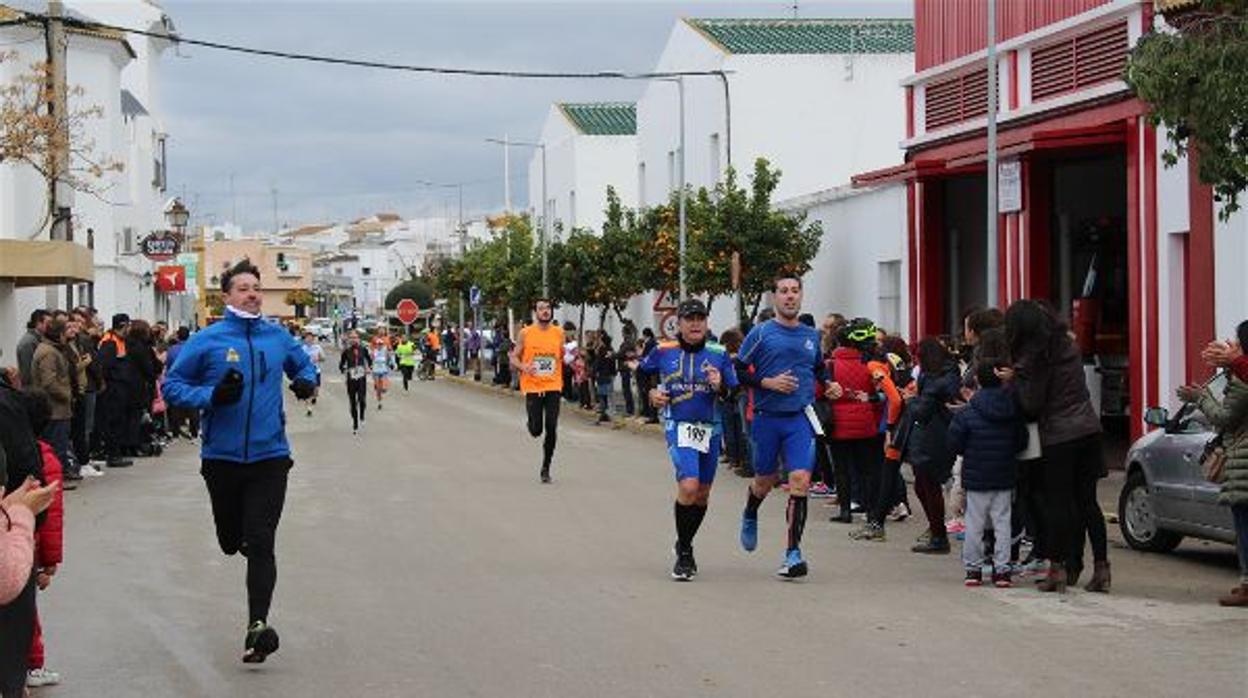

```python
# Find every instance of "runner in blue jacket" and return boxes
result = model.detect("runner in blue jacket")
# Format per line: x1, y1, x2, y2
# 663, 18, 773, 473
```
164, 259, 316, 664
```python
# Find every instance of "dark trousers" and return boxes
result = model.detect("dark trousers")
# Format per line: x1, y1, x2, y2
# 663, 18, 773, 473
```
43, 419, 74, 478
201, 458, 292, 624
1017, 459, 1046, 559
829, 437, 883, 516
1046, 434, 1109, 568
168, 406, 200, 439
400, 365, 414, 390
619, 370, 636, 416
71, 397, 89, 466
346, 378, 367, 429
526, 391, 561, 471
870, 457, 903, 526
637, 373, 656, 420
0, 571, 35, 698
913, 466, 947, 538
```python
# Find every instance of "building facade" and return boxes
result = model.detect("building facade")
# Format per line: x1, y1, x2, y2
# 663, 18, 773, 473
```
854, 0, 1248, 440
527, 102, 638, 236
203, 239, 312, 319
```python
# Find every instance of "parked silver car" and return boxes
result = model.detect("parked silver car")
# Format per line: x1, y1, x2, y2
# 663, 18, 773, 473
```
1119, 373, 1236, 552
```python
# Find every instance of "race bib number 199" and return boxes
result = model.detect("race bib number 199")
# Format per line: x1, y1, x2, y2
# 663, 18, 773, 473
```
677, 422, 712, 454
533, 355, 556, 376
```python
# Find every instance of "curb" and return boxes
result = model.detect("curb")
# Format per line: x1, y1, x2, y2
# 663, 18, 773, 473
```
441, 372, 666, 439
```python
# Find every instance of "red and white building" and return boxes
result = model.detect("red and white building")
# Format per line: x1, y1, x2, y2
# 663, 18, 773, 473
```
854, 0, 1247, 441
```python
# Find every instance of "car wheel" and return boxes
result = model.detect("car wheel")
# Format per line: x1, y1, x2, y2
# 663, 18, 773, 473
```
1118, 470, 1183, 553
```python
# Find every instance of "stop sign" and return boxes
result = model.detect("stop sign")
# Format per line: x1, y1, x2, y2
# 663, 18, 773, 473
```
396, 298, 420, 325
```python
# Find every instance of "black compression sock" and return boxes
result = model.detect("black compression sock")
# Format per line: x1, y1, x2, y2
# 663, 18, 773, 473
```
786, 495, 808, 551
744, 487, 765, 518
690, 504, 708, 539
675, 501, 699, 551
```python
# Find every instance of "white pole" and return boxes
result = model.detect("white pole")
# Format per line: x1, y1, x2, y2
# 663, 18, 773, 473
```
503, 133, 512, 213
541, 144, 549, 297
986, 0, 999, 309
677, 77, 687, 302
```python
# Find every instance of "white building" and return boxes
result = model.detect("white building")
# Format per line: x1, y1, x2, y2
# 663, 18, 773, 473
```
0, 1, 177, 363
527, 102, 638, 236
626, 17, 915, 336
779, 183, 910, 335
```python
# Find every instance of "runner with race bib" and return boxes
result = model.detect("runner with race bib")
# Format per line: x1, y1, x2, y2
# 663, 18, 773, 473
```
635, 299, 738, 581
509, 298, 565, 484
338, 331, 372, 435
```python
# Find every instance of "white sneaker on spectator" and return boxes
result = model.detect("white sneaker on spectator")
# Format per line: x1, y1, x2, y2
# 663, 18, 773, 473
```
80, 465, 105, 478
27, 667, 61, 686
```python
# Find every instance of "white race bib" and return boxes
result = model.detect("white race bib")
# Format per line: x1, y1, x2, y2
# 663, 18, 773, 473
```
347, 366, 366, 380
533, 355, 556, 376
677, 422, 713, 454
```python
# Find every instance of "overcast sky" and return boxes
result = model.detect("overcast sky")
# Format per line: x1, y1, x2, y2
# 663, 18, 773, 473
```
157, 1, 910, 232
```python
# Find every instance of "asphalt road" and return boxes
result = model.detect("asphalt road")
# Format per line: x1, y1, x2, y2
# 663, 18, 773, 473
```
41, 369, 1248, 697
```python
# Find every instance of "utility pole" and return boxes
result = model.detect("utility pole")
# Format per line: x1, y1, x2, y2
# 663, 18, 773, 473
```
677, 77, 687, 301
986, 0, 999, 309
503, 133, 511, 212
46, 0, 70, 307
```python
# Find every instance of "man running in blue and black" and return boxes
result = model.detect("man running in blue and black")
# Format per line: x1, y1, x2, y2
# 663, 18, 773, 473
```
735, 276, 834, 579
636, 299, 738, 581
165, 259, 318, 664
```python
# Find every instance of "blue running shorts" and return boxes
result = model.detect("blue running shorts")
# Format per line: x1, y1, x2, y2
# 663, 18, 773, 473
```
750, 411, 815, 477
665, 421, 721, 484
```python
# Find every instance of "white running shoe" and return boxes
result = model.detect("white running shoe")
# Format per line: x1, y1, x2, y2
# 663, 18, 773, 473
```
27, 667, 61, 686
80, 464, 105, 478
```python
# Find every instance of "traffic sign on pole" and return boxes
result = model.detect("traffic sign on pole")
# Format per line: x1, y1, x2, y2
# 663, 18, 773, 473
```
470, 286, 481, 308
396, 298, 420, 326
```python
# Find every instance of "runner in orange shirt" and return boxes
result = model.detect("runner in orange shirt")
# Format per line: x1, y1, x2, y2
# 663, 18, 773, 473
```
509, 299, 565, 483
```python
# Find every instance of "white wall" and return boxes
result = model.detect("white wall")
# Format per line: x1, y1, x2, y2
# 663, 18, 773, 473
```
780, 184, 909, 338
529, 107, 577, 235
572, 134, 638, 235
1155, 141, 1189, 409
1214, 206, 1248, 342
637, 21, 911, 205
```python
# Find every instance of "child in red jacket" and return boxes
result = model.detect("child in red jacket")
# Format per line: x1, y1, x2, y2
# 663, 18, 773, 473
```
22, 390, 64, 689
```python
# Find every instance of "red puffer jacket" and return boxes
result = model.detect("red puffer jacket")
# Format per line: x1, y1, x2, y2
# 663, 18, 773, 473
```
826, 347, 881, 441
35, 441, 64, 567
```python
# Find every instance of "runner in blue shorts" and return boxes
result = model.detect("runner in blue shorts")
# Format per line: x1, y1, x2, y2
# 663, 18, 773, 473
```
735, 276, 833, 579
636, 299, 738, 581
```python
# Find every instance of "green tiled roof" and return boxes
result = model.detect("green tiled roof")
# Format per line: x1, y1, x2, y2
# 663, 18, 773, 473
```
687, 18, 914, 55
558, 102, 637, 136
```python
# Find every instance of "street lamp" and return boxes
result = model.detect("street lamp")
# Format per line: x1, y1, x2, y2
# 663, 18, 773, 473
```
165, 196, 190, 235
487, 137, 547, 297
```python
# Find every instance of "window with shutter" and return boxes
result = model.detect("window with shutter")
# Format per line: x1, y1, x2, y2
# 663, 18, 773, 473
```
1031, 21, 1128, 103
924, 68, 990, 132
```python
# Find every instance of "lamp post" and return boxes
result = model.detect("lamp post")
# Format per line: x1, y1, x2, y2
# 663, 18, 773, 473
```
163, 197, 191, 326
487, 137, 547, 297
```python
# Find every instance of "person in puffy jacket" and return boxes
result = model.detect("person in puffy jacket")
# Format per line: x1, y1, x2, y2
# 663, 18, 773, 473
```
901, 339, 962, 554
19, 390, 65, 688
164, 259, 317, 664
948, 362, 1027, 587
824, 320, 884, 525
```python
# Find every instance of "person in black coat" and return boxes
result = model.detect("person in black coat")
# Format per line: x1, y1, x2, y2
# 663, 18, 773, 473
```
900, 338, 962, 554
97, 314, 140, 466
948, 362, 1028, 586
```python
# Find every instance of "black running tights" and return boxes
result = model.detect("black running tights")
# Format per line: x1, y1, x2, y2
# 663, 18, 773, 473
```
202, 458, 292, 624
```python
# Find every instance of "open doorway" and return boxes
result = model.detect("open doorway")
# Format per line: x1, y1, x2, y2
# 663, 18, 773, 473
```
1046, 150, 1130, 455
941, 174, 987, 336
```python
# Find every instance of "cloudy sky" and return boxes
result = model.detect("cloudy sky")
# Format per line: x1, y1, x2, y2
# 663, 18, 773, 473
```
154, 0, 909, 232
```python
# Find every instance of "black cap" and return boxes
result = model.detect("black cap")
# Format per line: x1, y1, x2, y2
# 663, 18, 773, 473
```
111, 313, 130, 330
677, 299, 708, 318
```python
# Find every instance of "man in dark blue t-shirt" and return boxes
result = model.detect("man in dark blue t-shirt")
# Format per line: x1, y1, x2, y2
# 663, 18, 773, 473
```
735, 276, 831, 579
636, 299, 738, 581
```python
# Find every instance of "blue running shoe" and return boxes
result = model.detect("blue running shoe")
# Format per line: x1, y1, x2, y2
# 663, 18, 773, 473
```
740, 513, 758, 552
776, 548, 808, 579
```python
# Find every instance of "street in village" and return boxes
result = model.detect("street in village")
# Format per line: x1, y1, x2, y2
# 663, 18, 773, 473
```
42, 364, 1246, 698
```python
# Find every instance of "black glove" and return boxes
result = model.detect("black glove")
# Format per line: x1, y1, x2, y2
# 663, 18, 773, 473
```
290, 378, 316, 400
212, 368, 245, 406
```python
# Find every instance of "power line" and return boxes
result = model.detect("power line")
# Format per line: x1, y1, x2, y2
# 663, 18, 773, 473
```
19, 13, 729, 81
